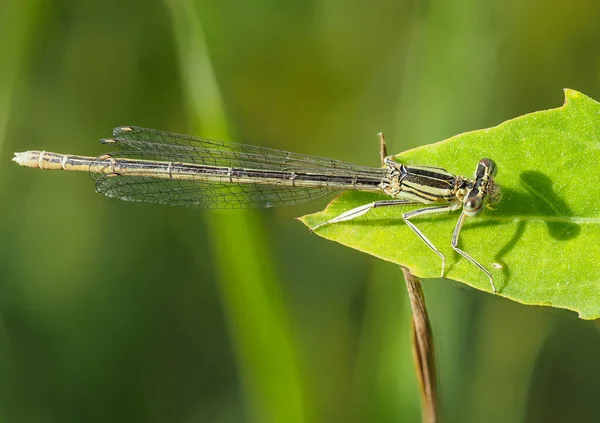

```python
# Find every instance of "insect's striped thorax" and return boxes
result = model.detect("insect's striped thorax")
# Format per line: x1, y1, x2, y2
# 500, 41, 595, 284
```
380, 158, 471, 204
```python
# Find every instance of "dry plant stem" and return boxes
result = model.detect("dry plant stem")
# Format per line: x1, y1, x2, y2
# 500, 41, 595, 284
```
378, 132, 388, 165
401, 266, 439, 423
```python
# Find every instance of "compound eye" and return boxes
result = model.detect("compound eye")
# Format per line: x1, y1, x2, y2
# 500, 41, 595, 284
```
480, 158, 498, 177
464, 197, 483, 216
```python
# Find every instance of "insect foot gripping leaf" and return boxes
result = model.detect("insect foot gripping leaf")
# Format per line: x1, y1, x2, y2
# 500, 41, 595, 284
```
300, 89, 600, 320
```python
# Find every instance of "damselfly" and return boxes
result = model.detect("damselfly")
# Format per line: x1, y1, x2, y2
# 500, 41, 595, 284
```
13, 126, 501, 292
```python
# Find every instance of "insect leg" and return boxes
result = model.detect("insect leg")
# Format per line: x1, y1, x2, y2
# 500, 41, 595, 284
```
402, 204, 457, 278
451, 211, 496, 293
311, 199, 418, 232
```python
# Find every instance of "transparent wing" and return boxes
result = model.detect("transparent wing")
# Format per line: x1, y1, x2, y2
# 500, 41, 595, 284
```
92, 164, 335, 209
99, 126, 384, 176
89, 126, 384, 209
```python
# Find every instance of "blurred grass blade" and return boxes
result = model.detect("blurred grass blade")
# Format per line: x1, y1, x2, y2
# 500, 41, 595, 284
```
165, 1, 308, 422
302, 90, 600, 319
0, 2, 44, 418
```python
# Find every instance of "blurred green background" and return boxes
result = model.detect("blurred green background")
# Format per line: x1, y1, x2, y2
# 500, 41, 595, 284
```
2, 0, 600, 422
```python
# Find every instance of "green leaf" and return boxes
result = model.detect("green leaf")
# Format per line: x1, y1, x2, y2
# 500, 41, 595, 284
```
300, 89, 600, 319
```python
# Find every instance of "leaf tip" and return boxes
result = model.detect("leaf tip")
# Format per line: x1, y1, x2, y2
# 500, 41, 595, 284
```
562, 88, 585, 105
296, 214, 314, 230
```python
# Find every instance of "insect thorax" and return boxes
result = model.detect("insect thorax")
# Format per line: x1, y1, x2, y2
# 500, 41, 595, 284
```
379, 158, 469, 203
